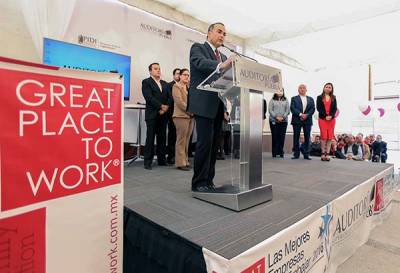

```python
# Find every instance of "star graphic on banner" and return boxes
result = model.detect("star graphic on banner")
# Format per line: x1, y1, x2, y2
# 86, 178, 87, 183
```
318, 225, 324, 239
321, 206, 333, 237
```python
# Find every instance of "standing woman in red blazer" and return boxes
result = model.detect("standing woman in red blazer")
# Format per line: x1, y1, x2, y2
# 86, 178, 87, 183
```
316, 83, 337, 161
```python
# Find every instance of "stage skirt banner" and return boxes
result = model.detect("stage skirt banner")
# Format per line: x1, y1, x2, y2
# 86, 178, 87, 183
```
203, 166, 396, 273
0, 57, 123, 273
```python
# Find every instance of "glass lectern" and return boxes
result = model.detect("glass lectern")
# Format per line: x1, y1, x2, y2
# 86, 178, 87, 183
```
193, 55, 282, 211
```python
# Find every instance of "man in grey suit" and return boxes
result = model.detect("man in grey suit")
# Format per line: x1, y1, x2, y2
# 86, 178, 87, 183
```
187, 22, 234, 192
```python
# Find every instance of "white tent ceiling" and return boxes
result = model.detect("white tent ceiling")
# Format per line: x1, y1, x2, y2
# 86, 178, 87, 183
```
155, 0, 400, 70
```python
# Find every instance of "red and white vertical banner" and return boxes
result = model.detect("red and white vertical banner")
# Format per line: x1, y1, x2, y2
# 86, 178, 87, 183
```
0, 57, 123, 273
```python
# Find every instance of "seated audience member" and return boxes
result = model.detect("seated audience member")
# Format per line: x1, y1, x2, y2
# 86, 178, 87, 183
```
345, 134, 369, 161
329, 138, 337, 157
344, 135, 357, 160
299, 135, 307, 157
372, 135, 388, 163
364, 136, 372, 160
368, 134, 376, 146
335, 137, 346, 159
355, 133, 370, 161
310, 135, 322, 157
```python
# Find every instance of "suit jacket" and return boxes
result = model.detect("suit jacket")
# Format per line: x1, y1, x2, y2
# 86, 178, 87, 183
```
172, 83, 191, 119
372, 141, 387, 156
187, 42, 227, 119
166, 80, 177, 118
316, 95, 337, 119
141, 77, 172, 121
290, 95, 315, 125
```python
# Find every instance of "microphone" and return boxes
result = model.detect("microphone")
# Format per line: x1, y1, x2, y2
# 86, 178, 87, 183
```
221, 44, 258, 63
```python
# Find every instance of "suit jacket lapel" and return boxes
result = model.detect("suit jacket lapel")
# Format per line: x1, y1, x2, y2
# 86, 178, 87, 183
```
204, 42, 217, 61
150, 77, 162, 93
296, 95, 303, 113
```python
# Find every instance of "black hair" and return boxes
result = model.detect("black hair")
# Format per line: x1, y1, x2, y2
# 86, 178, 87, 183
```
173, 68, 181, 75
179, 68, 189, 75
148, 63, 159, 71
272, 88, 287, 101
321, 82, 336, 101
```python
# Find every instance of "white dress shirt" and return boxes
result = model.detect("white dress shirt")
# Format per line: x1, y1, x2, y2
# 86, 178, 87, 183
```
151, 76, 162, 92
300, 95, 307, 115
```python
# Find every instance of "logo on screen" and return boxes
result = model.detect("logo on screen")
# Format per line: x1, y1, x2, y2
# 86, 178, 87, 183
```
78, 34, 98, 47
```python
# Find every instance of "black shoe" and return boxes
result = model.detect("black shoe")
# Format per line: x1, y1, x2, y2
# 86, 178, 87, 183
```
280, 154, 284, 158
207, 184, 217, 191
177, 166, 190, 171
304, 156, 312, 160
186, 164, 192, 169
291, 156, 299, 159
192, 186, 210, 192
144, 165, 152, 170
158, 161, 167, 166
216, 155, 225, 160
272, 154, 277, 158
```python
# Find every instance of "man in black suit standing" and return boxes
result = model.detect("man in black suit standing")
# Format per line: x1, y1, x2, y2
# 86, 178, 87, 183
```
290, 84, 315, 160
166, 68, 181, 165
142, 63, 172, 170
188, 22, 234, 192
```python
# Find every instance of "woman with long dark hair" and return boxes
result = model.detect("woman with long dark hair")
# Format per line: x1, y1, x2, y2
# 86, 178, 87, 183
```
316, 83, 337, 161
268, 88, 290, 157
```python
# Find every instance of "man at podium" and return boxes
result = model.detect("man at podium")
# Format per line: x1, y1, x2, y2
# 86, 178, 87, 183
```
188, 22, 234, 192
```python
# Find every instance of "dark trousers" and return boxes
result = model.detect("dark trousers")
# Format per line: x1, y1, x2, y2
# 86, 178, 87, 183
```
269, 121, 288, 156
216, 130, 231, 156
188, 132, 195, 157
192, 104, 224, 189
144, 115, 167, 166
167, 115, 176, 161
292, 123, 312, 157
223, 131, 232, 155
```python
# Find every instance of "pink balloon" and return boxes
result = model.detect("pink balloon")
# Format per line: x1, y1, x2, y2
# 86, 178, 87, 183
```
377, 108, 385, 117
397, 102, 400, 112
334, 108, 340, 118
361, 105, 371, 116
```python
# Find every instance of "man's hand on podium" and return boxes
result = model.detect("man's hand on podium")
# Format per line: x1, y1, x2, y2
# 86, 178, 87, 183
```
219, 55, 236, 71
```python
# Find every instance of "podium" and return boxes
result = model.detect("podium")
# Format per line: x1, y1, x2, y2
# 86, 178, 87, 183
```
192, 56, 282, 211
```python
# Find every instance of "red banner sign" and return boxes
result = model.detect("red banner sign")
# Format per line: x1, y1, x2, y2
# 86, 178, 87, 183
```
0, 68, 122, 211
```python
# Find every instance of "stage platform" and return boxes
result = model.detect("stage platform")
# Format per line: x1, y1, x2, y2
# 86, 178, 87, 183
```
123, 154, 394, 273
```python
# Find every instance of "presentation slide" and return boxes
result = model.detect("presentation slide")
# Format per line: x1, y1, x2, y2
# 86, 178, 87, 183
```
43, 38, 131, 100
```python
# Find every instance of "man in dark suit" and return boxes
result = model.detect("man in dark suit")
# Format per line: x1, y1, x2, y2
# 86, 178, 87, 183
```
142, 63, 172, 170
372, 135, 388, 163
290, 84, 315, 160
188, 22, 234, 192
166, 68, 181, 165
